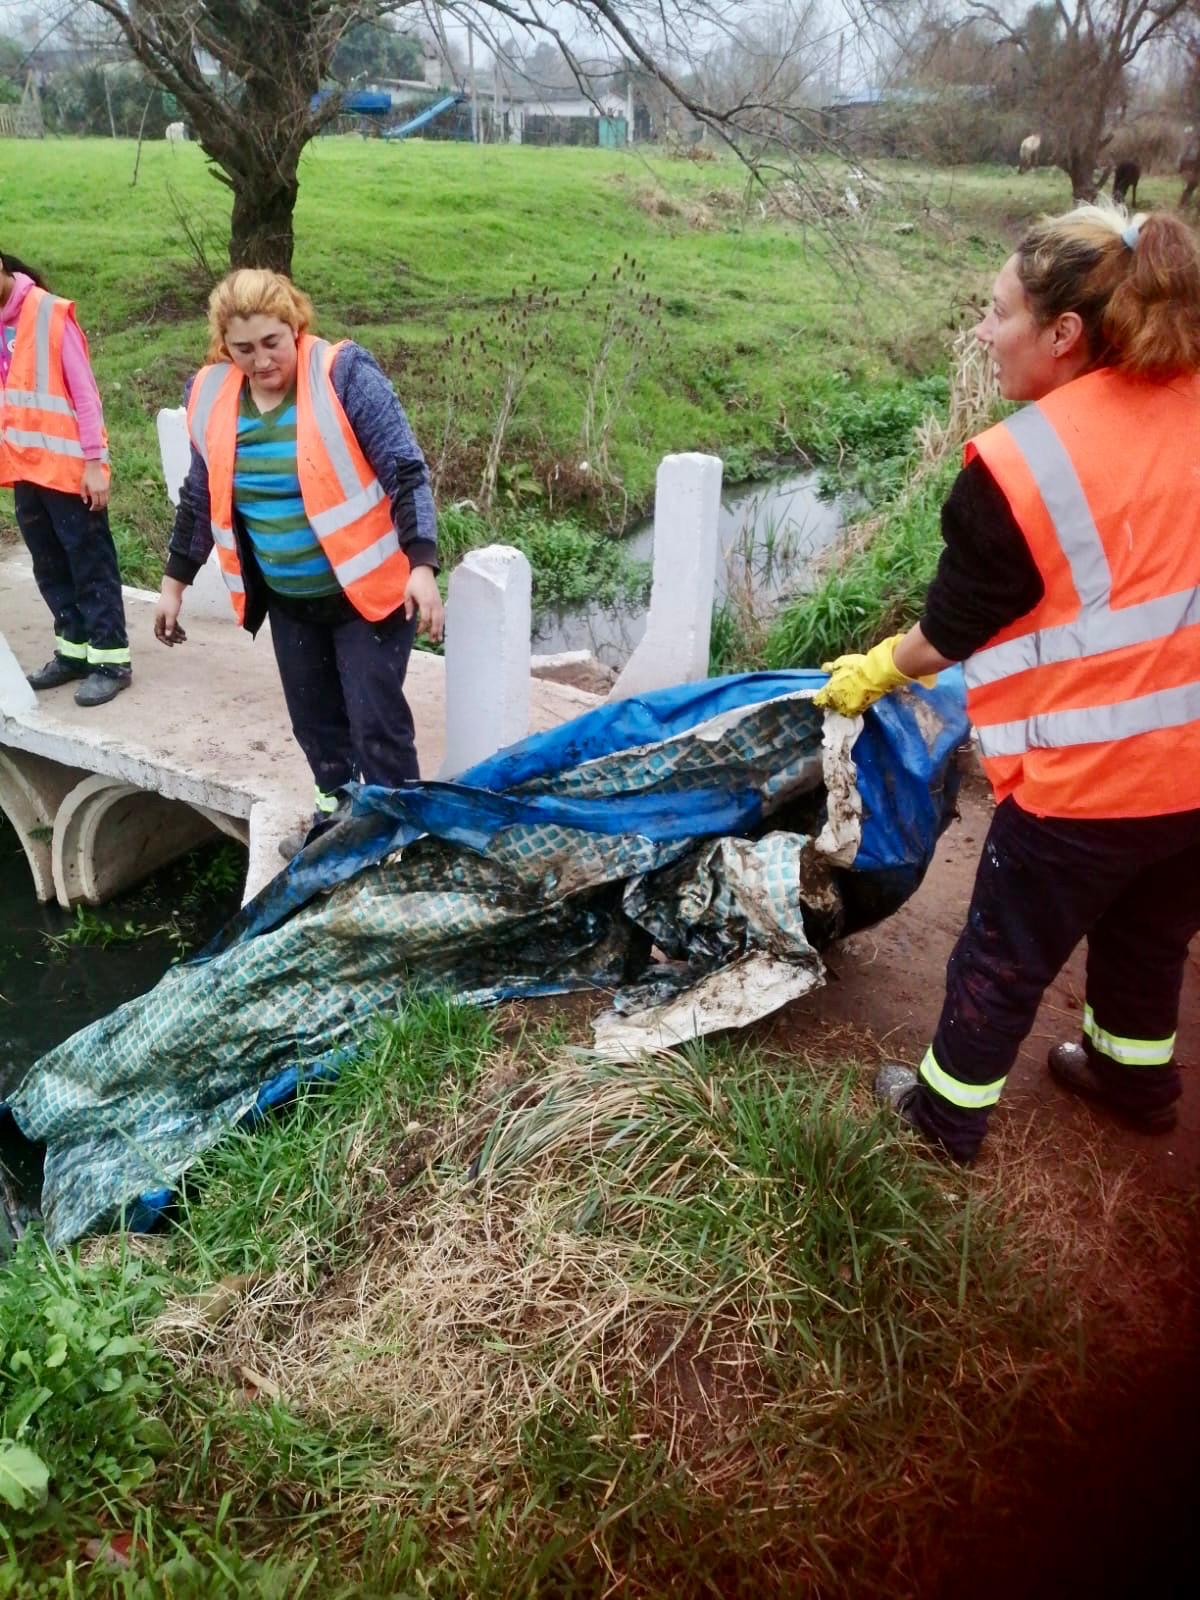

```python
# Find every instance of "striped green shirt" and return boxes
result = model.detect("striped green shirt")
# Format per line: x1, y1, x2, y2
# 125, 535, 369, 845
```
233, 384, 340, 598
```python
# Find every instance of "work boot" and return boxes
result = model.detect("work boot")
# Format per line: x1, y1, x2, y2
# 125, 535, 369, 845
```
277, 798, 351, 861
27, 655, 89, 691
1047, 1042, 1177, 1134
74, 668, 132, 707
875, 1062, 923, 1128
874, 1062, 976, 1165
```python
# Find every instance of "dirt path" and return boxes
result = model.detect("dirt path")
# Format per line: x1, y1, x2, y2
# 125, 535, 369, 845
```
771, 773, 1200, 1599
774, 771, 1200, 1188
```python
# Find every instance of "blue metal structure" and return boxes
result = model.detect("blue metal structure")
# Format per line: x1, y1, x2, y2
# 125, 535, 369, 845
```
381, 91, 467, 139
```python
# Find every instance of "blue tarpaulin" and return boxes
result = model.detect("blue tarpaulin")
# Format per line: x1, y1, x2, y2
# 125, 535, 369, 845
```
4, 670, 968, 1246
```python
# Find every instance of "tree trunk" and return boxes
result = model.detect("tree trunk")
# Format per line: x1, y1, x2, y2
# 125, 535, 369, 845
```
228, 165, 300, 274
1064, 140, 1103, 203
1067, 155, 1095, 202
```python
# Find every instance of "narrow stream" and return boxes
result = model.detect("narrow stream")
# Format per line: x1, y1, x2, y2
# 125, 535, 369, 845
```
533, 468, 846, 669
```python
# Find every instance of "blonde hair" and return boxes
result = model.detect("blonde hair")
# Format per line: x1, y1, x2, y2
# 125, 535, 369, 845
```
1016, 198, 1200, 377
205, 269, 315, 361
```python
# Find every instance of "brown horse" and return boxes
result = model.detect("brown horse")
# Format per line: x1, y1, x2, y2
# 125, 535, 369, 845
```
1112, 159, 1140, 208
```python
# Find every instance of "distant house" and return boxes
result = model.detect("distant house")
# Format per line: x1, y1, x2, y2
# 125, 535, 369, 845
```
503, 88, 633, 146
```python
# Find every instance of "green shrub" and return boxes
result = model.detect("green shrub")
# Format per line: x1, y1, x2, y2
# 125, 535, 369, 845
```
0, 1237, 170, 1546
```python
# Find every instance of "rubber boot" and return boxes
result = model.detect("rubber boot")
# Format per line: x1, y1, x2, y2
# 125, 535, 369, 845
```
1047, 1043, 1177, 1133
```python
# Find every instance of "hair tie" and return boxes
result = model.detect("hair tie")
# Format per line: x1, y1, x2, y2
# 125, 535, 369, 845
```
1121, 222, 1140, 250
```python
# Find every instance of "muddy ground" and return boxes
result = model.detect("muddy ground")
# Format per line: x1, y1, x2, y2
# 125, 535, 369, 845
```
778, 775, 1200, 1598
783, 770, 1200, 1190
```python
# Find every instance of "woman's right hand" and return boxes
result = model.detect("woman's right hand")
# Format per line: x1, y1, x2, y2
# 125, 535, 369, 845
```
154, 576, 188, 646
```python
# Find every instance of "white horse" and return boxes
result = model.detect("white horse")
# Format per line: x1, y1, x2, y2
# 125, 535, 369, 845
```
165, 121, 187, 143
1018, 132, 1041, 174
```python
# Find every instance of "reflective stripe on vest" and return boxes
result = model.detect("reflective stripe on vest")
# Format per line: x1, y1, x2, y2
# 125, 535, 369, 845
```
186, 364, 227, 468
966, 400, 1200, 760
304, 339, 398, 585
918, 1046, 1006, 1110
2, 427, 83, 457
1083, 1005, 1176, 1067
3, 391, 73, 416
0, 290, 107, 491
967, 405, 1200, 692
977, 678, 1200, 759
185, 364, 246, 613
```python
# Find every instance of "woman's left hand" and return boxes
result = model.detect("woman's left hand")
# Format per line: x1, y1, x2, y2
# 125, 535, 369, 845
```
80, 460, 109, 512
404, 564, 445, 644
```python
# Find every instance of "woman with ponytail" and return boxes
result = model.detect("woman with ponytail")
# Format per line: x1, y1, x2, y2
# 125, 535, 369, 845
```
816, 202, 1200, 1160
0, 247, 131, 705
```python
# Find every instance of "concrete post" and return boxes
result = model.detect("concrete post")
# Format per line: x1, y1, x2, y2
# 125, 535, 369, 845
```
156, 406, 191, 505
156, 406, 232, 621
609, 452, 723, 702
440, 545, 532, 778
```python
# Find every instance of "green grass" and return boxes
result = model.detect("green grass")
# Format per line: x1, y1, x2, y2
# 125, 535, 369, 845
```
437, 504, 650, 613
0, 139, 1052, 591
3, 143, 1186, 628
0, 995, 1120, 1595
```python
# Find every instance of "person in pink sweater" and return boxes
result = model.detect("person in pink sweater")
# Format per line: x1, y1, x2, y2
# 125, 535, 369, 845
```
0, 247, 130, 706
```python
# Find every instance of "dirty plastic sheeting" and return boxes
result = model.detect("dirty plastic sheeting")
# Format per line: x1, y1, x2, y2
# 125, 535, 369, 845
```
4, 670, 968, 1247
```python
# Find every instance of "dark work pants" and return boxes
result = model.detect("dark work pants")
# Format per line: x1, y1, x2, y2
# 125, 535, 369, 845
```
912, 796, 1200, 1161
14, 481, 129, 665
267, 601, 419, 801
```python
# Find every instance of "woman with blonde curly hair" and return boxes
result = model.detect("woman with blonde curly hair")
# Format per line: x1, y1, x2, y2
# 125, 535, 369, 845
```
155, 269, 442, 854
816, 202, 1200, 1160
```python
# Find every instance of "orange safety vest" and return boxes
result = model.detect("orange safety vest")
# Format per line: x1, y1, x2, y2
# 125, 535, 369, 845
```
963, 367, 1200, 819
185, 333, 408, 625
0, 286, 108, 495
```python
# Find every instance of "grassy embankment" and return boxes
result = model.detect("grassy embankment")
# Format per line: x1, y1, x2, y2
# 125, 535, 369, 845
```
2, 995, 1187, 1596
2, 139, 1087, 637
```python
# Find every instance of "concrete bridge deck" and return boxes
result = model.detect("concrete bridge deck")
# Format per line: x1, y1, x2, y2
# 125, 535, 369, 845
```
0, 547, 601, 906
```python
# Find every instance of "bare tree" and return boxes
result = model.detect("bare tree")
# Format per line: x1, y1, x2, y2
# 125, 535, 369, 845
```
80, 1, 849, 274
963, 1, 1192, 198
693, 2, 835, 140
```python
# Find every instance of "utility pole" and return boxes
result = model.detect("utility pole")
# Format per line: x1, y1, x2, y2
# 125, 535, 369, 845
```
102, 65, 117, 139
467, 23, 481, 143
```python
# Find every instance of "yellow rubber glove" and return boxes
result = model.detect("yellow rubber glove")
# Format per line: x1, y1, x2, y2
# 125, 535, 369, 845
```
813, 634, 936, 717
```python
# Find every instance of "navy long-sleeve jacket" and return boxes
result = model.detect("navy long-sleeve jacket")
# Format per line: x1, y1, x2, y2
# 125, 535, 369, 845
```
165, 342, 438, 609
920, 457, 1044, 661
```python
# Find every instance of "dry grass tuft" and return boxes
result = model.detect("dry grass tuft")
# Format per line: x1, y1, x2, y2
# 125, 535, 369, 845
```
138, 1011, 1198, 1592
632, 185, 718, 230
914, 325, 1000, 468
978, 1107, 1198, 1347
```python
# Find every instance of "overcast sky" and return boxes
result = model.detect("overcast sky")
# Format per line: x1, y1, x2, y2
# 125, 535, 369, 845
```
0, 1, 903, 97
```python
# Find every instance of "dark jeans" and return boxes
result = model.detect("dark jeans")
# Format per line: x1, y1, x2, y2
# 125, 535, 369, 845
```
14, 481, 128, 664
912, 796, 1200, 1160
267, 599, 419, 799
